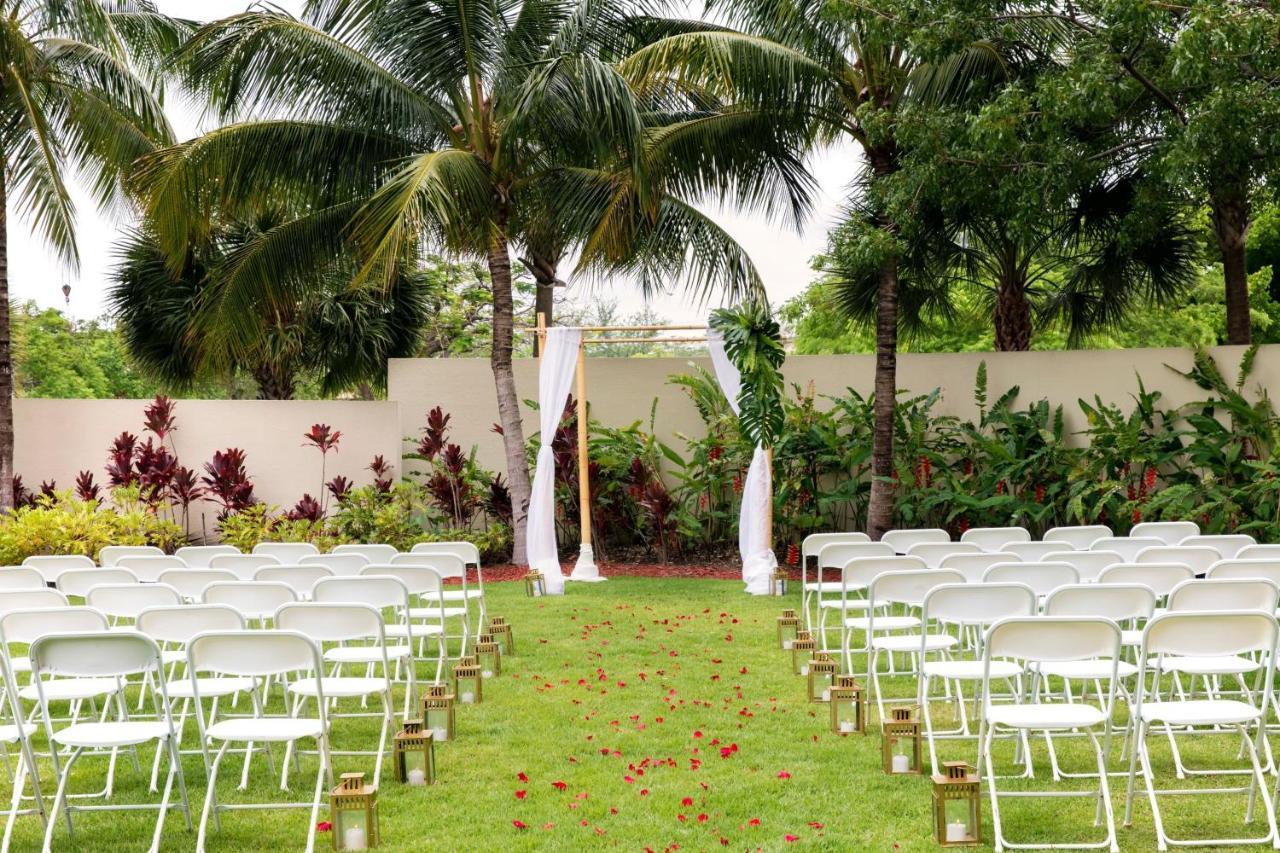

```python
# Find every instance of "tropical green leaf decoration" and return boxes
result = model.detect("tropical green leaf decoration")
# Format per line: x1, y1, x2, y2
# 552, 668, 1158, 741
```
710, 301, 786, 448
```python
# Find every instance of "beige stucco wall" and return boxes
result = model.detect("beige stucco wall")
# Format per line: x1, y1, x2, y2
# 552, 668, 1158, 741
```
15, 399, 401, 533
388, 344, 1270, 472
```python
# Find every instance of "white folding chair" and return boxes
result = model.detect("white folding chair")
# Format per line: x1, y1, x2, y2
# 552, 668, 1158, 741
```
389, 552, 481, 638
1091, 536, 1164, 562
298, 554, 368, 577
254, 566, 334, 601
208, 554, 282, 581
98, 545, 164, 566
1181, 535, 1257, 560
189, 630, 332, 853
331, 544, 398, 564
409, 540, 482, 567
979, 616, 1122, 853
1125, 611, 1279, 849
982, 562, 1080, 601
1207, 559, 1280, 586
362, 565, 454, 674
399, 548, 485, 628
1097, 562, 1195, 604
1003, 541, 1075, 561
200, 582, 298, 626
1131, 520, 1200, 545
1045, 550, 1124, 583
312, 576, 418, 716
919, 583, 1037, 774
56, 568, 138, 599
0, 568, 47, 591
1136, 545, 1221, 577
22, 555, 93, 586
157, 569, 238, 603
961, 526, 1031, 552
1237, 544, 1280, 562
115, 556, 187, 583
939, 552, 1021, 584
86, 583, 182, 630
808, 542, 895, 628
32, 631, 190, 853
252, 543, 320, 563
174, 545, 240, 568
1045, 525, 1113, 550
275, 603, 396, 786
881, 528, 949, 554
906, 541, 982, 568
825, 555, 928, 671
0, 613, 42, 850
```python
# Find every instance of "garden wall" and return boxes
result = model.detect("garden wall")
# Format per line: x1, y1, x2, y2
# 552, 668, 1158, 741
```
388, 344, 1273, 472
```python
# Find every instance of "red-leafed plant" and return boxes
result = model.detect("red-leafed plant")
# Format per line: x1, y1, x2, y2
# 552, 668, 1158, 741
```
639, 478, 680, 563
135, 438, 177, 508
202, 449, 257, 517
170, 466, 205, 532
426, 443, 478, 528
417, 407, 450, 460
143, 395, 177, 441
39, 480, 57, 501
326, 475, 353, 504
368, 455, 394, 493
11, 476, 33, 510
484, 473, 513, 527
303, 423, 341, 513
75, 471, 100, 502
107, 432, 139, 487
287, 494, 324, 522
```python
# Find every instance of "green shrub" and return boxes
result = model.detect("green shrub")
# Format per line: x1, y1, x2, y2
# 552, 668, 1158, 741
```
0, 488, 185, 564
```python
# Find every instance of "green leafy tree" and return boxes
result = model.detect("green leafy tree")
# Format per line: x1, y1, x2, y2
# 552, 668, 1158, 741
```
11, 302, 157, 398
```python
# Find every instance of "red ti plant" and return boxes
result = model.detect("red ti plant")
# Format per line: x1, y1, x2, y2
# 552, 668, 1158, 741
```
417, 407, 450, 460
75, 471, 100, 503
426, 443, 478, 528
143, 396, 177, 441
170, 466, 205, 532
639, 477, 680, 564
107, 432, 139, 487
135, 438, 178, 509
10, 477, 33, 510
38, 480, 57, 501
484, 473, 513, 527
202, 449, 257, 517
368, 455, 394, 493
326, 475, 353, 504
303, 424, 341, 514
287, 494, 324, 522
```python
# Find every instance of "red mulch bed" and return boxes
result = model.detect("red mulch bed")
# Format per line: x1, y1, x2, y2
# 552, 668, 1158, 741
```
477, 562, 802, 581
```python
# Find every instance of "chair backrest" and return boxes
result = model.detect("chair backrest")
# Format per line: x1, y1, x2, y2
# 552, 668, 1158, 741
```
1142, 610, 1277, 660
57, 567, 137, 598
1044, 583, 1156, 622
1178, 534, 1256, 559
30, 630, 162, 679
98, 545, 164, 566
201, 581, 298, 618
1003, 541, 1076, 561
840, 556, 928, 588
1043, 550, 1124, 583
387, 553, 467, 580
1236, 544, 1280, 562
188, 629, 322, 678
0, 588, 68, 617
137, 603, 245, 644
209, 553, 282, 580
1206, 558, 1280, 586
174, 545, 241, 568
1096, 562, 1195, 597
254, 565, 334, 597
869, 568, 966, 609
115, 555, 187, 583
985, 615, 1121, 663
938, 552, 1021, 583
1043, 524, 1112, 550
905, 542, 982, 568
275, 602, 387, 644
1134, 545, 1220, 575
22, 554, 96, 583
960, 526, 1031, 552
361, 564, 446, 596
818, 541, 895, 569
922, 582, 1037, 626
880, 529, 949, 555
157, 568, 239, 600
1167, 578, 1280, 613
85, 583, 182, 619
0, 567, 48, 591
252, 542, 320, 563
1130, 520, 1199, 545
0, 606, 107, 645
409, 540, 482, 567
312, 575, 412, 615
1090, 536, 1165, 562
800, 532, 870, 563
298, 553, 369, 576
982, 561, 1079, 597
331, 544, 398, 563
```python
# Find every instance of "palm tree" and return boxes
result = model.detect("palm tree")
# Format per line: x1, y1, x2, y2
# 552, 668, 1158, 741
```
110, 220, 431, 399
135, 0, 803, 562
0, 0, 182, 509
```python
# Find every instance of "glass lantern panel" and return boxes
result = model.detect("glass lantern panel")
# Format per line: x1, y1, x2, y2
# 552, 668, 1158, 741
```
336, 808, 370, 850
426, 708, 450, 739
943, 797, 976, 841
834, 702, 859, 733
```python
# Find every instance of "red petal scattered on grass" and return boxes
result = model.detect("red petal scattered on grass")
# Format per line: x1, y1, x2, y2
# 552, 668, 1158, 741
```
512, 820, 528, 830
681, 797, 693, 806
517, 772, 529, 782
551, 781, 567, 791
697, 813, 708, 823
316, 822, 332, 832
515, 790, 527, 800
785, 834, 799, 842
777, 771, 791, 779
748, 818, 761, 827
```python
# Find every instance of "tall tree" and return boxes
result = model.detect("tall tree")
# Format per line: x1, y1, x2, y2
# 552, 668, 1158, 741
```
137, 0, 794, 562
0, 0, 182, 509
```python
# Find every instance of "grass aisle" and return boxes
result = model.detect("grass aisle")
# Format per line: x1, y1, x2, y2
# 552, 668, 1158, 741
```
2, 577, 1269, 850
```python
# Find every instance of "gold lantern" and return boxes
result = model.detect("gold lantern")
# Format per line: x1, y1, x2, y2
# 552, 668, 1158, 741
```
486, 616, 515, 655
422, 684, 455, 742
807, 655, 837, 703
475, 634, 502, 679
392, 720, 436, 785
881, 705, 922, 775
932, 762, 981, 846
330, 772, 379, 850
777, 610, 800, 650
790, 636, 816, 676
524, 571, 546, 597
453, 656, 483, 705
768, 571, 787, 596
829, 675, 866, 735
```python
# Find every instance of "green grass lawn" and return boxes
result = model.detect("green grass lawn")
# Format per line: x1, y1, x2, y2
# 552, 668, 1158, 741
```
1, 577, 1275, 850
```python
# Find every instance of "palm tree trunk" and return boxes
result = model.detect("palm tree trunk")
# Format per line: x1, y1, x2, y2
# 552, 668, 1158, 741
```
994, 277, 1033, 351
488, 228, 532, 565
1211, 188, 1252, 345
252, 364, 296, 400
523, 251, 558, 357
0, 164, 12, 511
866, 147, 899, 541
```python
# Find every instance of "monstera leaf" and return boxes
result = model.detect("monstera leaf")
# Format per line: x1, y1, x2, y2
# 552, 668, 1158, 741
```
710, 301, 786, 448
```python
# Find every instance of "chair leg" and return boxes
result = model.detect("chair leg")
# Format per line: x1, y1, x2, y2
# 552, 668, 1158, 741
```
41, 747, 82, 853
196, 741, 230, 853
1086, 730, 1119, 853
372, 691, 392, 788
307, 737, 334, 853
981, 724, 1006, 853
147, 738, 178, 853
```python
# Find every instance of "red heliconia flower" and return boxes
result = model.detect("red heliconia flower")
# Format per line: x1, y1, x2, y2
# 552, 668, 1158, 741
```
963, 458, 974, 477
1034, 483, 1045, 504
1127, 483, 1137, 501
1145, 465, 1157, 491
708, 444, 723, 462
732, 474, 743, 495
996, 480, 1006, 496
1132, 508, 1142, 525
785, 543, 799, 567
302, 423, 341, 454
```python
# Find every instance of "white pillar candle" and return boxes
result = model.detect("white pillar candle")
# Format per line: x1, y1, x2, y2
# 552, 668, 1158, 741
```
892, 753, 910, 773
407, 767, 427, 786
799, 664, 809, 676
839, 720, 854, 734
946, 821, 968, 842
344, 825, 368, 850
821, 688, 830, 701
782, 639, 793, 650
432, 727, 448, 742
460, 691, 475, 704
481, 669, 494, 679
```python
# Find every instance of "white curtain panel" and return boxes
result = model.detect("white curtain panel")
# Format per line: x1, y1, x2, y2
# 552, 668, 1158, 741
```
707, 330, 777, 595
525, 326, 582, 594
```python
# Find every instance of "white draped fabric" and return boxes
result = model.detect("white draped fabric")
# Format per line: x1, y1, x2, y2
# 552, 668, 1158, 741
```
707, 330, 777, 595
525, 327, 581, 594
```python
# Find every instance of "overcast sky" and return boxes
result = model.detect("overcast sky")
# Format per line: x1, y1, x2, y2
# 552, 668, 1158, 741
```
15, 0, 859, 324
